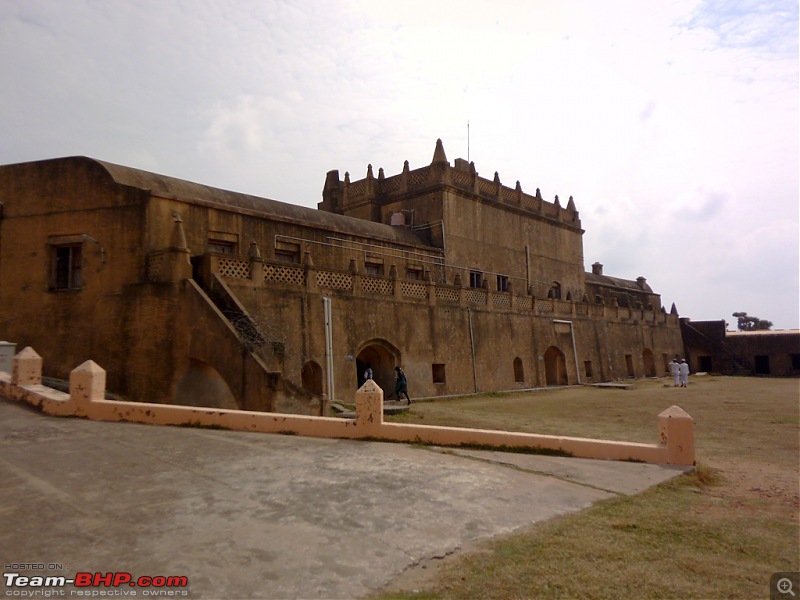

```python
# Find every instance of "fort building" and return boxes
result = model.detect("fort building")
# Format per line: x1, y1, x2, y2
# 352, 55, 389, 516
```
0, 140, 685, 414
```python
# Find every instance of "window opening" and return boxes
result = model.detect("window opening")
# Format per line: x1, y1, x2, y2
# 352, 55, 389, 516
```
432, 363, 446, 384
275, 241, 300, 264
513, 357, 524, 382
497, 275, 509, 292
365, 261, 384, 276
208, 240, 235, 255
52, 244, 82, 290
407, 266, 423, 280
469, 270, 483, 289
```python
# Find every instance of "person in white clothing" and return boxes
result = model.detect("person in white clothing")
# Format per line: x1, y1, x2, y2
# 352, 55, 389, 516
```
668, 358, 680, 387
679, 359, 690, 387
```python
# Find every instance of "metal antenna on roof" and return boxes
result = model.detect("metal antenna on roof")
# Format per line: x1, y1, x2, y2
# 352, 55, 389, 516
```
467, 120, 470, 162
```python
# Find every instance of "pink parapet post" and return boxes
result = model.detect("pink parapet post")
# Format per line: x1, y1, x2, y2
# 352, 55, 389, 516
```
70, 360, 107, 416
355, 378, 384, 435
658, 405, 696, 466
11, 346, 42, 386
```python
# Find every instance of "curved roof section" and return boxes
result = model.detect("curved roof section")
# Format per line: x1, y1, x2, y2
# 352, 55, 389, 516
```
85, 157, 432, 248
585, 271, 654, 294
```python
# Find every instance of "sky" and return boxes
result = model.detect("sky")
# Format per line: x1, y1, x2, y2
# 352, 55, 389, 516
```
1, 0, 798, 330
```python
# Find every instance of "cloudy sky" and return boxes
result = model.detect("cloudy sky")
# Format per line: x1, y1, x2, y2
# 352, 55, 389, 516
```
1, 0, 797, 329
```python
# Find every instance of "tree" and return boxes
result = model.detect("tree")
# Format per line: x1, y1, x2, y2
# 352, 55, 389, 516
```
732, 312, 773, 331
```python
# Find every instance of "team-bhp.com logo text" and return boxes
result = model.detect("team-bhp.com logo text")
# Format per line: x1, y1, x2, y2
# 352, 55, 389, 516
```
4, 571, 189, 597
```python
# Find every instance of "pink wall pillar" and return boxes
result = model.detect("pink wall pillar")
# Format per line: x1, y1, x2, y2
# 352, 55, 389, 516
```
355, 379, 383, 435
11, 346, 42, 385
70, 360, 107, 415
658, 405, 696, 466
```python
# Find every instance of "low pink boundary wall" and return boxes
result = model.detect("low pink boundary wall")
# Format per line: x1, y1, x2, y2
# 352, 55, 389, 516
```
0, 347, 696, 466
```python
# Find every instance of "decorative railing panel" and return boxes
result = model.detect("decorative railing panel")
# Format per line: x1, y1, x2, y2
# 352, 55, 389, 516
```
575, 303, 589, 316
218, 257, 250, 279
317, 271, 353, 291
363, 276, 393, 296
263, 264, 305, 286
451, 169, 472, 187
401, 281, 428, 299
381, 174, 403, 194
536, 299, 554, 313
492, 293, 511, 308
435, 286, 460, 303
407, 167, 430, 187
556, 300, 572, 314
515, 295, 533, 310
146, 252, 166, 282
465, 289, 487, 304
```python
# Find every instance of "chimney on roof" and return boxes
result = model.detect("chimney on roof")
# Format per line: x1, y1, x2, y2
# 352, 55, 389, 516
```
592, 262, 603, 276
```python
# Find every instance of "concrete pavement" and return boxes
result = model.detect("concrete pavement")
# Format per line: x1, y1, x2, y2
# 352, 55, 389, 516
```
0, 397, 690, 599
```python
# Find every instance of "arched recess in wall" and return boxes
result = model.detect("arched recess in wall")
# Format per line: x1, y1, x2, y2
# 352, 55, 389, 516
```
173, 358, 239, 409
513, 357, 525, 383
302, 360, 323, 396
356, 339, 400, 396
543, 346, 568, 386
642, 349, 657, 378
547, 282, 562, 300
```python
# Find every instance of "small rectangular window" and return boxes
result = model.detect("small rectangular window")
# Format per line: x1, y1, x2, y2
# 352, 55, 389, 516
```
51, 244, 83, 290
208, 231, 238, 255
432, 363, 446, 384
208, 240, 235, 255
497, 275, 509, 292
584, 360, 593, 378
275, 241, 300, 264
365, 261, 384, 276
469, 270, 483, 289
407, 266, 423, 280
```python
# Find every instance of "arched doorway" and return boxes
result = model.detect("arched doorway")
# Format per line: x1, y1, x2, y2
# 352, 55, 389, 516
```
543, 346, 568, 386
642, 349, 656, 378
302, 360, 323, 395
173, 358, 238, 409
513, 357, 525, 383
356, 339, 400, 396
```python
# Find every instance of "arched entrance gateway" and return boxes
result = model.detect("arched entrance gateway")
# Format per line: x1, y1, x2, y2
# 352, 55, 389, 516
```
355, 339, 400, 396
543, 346, 568, 386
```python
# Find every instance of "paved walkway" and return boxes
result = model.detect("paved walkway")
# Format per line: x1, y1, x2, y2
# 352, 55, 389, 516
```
0, 397, 689, 599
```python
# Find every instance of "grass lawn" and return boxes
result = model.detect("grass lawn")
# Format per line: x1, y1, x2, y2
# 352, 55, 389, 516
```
374, 376, 800, 599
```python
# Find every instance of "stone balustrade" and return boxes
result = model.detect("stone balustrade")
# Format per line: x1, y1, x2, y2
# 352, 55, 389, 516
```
0, 346, 695, 466
175, 252, 677, 327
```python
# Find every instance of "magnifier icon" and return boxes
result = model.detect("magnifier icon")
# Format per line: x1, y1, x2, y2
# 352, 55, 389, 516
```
778, 578, 796, 596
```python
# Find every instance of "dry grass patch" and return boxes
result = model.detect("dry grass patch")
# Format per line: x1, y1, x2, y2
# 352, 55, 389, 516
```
377, 377, 799, 599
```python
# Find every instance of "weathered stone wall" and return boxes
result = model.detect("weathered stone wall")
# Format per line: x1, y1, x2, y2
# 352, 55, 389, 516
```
229, 275, 683, 403
0, 158, 145, 390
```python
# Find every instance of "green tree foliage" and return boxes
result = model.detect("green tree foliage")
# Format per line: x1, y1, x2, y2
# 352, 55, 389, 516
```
732, 312, 773, 331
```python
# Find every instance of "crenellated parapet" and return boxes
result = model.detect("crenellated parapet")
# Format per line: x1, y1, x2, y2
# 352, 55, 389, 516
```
320, 139, 581, 230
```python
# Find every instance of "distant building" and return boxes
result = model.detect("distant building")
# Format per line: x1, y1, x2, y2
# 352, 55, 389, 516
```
0, 140, 685, 413
681, 319, 800, 376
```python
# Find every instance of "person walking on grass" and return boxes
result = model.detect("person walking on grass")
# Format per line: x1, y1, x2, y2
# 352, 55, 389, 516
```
669, 357, 680, 387
392, 366, 411, 404
679, 358, 690, 387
